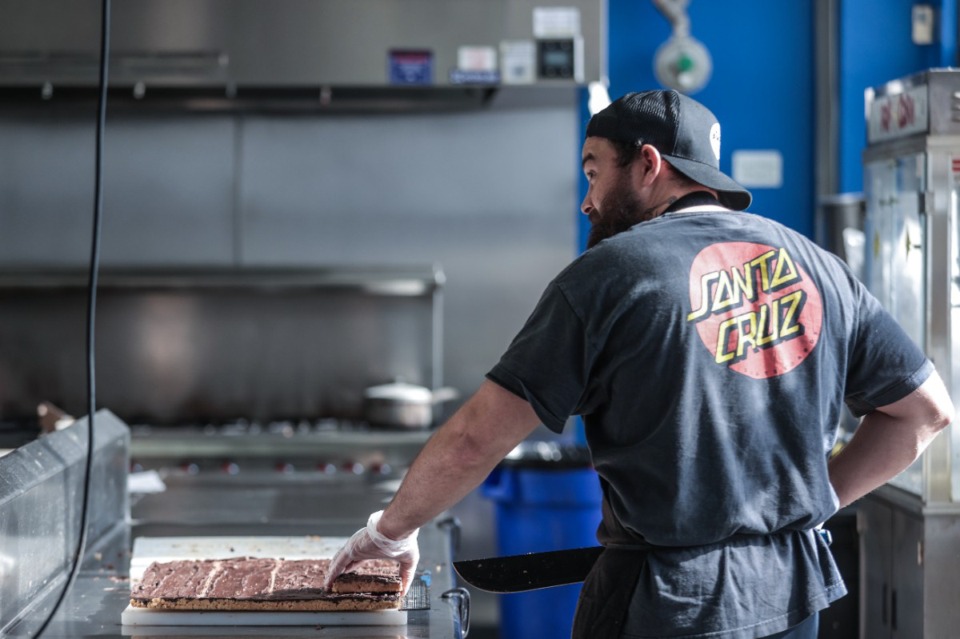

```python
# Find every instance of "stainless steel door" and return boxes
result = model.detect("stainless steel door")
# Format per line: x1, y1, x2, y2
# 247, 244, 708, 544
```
863, 153, 927, 495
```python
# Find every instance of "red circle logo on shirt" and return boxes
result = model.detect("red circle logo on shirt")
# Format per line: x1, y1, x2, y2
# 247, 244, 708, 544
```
686, 242, 823, 379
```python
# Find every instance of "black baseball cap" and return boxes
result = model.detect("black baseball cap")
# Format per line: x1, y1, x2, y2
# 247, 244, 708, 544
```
586, 90, 752, 211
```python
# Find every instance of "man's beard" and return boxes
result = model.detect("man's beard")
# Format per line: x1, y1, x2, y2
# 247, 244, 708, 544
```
586, 173, 653, 249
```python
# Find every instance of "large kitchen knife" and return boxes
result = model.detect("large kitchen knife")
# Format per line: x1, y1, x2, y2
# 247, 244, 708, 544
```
453, 546, 604, 593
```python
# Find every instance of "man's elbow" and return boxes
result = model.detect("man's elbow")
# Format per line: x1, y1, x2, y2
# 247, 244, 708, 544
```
930, 396, 954, 433
877, 372, 955, 441
922, 372, 954, 434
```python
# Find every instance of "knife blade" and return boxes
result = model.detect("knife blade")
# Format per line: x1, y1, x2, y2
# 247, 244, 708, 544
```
453, 546, 604, 593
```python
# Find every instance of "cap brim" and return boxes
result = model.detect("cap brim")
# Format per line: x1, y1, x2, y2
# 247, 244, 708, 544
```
663, 154, 752, 211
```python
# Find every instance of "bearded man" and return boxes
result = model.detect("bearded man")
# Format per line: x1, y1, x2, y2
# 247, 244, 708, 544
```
325, 90, 953, 639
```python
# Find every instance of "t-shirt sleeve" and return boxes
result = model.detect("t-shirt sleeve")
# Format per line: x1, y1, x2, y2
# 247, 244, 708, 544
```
844, 285, 934, 416
486, 281, 588, 433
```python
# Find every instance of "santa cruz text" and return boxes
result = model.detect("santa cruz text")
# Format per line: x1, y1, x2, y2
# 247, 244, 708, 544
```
687, 247, 807, 365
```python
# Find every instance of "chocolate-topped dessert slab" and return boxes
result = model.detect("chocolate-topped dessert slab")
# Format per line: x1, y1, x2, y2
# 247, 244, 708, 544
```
130, 557, 402, 612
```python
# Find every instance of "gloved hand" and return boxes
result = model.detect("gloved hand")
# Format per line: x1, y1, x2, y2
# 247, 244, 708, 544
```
323, 510, 420, 596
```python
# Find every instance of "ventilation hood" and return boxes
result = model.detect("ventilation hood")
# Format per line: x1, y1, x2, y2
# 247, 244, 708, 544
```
0, 0, 606, 109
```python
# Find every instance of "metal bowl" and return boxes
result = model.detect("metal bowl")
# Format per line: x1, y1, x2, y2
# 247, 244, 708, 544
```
362, 382, 459, 429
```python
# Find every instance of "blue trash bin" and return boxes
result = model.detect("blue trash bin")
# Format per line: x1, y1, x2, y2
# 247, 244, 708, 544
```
482, 442, 603, 639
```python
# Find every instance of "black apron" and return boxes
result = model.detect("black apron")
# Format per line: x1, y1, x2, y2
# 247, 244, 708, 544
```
572, 491, 655, 638
571, 546, 647, 638
572, 491, 832, 638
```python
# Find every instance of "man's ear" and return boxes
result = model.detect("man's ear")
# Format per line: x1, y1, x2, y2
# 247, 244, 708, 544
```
635, 144, 664, 187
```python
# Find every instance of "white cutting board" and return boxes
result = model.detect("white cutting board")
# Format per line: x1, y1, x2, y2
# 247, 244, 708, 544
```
122, 536, 407, 627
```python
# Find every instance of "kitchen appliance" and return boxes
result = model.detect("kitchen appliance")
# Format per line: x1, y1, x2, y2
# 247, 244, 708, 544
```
0, 0, 606, 110
861, 69, 959, 502
857, 68, 960, 639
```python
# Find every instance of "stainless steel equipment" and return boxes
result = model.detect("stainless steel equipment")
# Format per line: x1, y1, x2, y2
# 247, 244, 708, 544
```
816, 192, 866, 282
858, 68, 960, 639
0, 410, 129, 636
0, 411, 469, 637
123, 422, 471, 638
0, 268, 472, 635
25, 524, 467, 638
0, 267, 446, 425
363, 381, 460, 429
0, 0, 605, 108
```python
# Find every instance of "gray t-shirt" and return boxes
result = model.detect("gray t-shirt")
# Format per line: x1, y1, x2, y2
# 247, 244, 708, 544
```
487, 207, 932, 637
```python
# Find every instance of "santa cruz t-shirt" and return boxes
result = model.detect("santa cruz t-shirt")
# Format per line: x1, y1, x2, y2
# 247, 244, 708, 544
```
487, 207, 931, 638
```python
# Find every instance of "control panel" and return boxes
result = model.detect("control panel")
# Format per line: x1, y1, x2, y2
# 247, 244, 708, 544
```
537, 37, 584, 82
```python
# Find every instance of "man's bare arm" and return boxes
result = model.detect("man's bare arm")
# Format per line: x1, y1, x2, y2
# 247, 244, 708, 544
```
829, 371, 954, 508
376, 380, 543, 540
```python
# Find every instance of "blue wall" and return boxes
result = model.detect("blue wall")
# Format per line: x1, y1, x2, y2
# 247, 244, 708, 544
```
580, 0, 958, 252
579, 0, 815, 247
839, 0, 956, 192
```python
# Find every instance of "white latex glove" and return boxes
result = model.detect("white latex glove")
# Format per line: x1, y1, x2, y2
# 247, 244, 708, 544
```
323, 510, 420, 596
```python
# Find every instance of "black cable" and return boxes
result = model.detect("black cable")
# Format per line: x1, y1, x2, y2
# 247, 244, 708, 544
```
29, 0, 109, 635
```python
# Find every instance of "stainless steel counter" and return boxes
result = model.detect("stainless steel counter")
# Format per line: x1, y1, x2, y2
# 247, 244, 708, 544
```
1, 410, 467, 637
25, 520, 467, 639
17, 464, 468, 637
